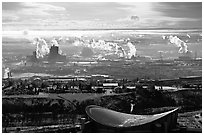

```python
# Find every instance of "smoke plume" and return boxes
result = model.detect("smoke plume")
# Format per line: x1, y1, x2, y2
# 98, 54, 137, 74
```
116, 46, 126, 58
4, 67, 11, 79
33, 37, 50, 58
168, 35, 188, 53
55, 36, 137, 59
162, 35, 166, 39
51, 38, 59, 46
127, 42, 137, 59
186, 34, 191, 38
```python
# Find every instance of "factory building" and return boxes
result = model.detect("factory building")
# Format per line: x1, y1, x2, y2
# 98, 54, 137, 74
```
48, 45, 66, 62
27, 45, 66, 63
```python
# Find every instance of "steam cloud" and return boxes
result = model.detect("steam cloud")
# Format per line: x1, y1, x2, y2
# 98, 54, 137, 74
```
127, 42, 137, 59
32, 37, 66, 58
32, 35, 137, 59
4, 67, 11, 79
116, 45, 126, 58
72, 38, 137, 59
162, 35, 166, 39
32, 37, 50, 58
51, 38, 63, 54
51, 38, 59, 46
168, 35, 189, 53
186, 34, 191, 38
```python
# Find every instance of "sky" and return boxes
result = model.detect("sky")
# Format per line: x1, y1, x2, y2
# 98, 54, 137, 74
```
2, 2, 202, 30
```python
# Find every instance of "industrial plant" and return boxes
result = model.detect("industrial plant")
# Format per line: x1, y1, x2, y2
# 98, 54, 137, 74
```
27, 38, 66, 63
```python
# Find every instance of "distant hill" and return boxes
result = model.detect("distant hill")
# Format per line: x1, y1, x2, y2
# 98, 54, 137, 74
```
2, 37, 31, 44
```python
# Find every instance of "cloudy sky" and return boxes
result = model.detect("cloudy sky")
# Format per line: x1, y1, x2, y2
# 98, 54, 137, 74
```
2, 2, 202, 30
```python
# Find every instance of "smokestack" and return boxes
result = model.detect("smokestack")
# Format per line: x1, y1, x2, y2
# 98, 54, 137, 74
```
51, 38, 64, 55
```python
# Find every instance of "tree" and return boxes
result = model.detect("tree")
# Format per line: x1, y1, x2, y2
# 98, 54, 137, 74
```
96, 88, 104, 93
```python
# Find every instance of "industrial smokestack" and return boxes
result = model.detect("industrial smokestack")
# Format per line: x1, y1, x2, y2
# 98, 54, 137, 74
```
51, 38, 64, 54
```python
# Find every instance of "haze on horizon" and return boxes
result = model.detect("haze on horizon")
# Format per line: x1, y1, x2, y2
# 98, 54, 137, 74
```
2, 2, 202, 31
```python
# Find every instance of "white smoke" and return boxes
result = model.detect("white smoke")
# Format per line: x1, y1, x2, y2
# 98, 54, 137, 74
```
68, 36, 138, 59
127, 42, 137, 59
33, 37, 50, 58
92, 40, 129, 58
58, 36, 63, 41
186, 34, 191, 38
57, 36, 69, 44
51, 37, 66, 54
73, 40, 84, 46
66, 37, 70, 41
72, 38, 128, 58
116, 45, 126, 58
162, 35, 166, 40
15, 60, 25, 66
168, 35, 188, 53
4, 67, 11, 79
51, 38, 59, 46
138, 35, 144, 38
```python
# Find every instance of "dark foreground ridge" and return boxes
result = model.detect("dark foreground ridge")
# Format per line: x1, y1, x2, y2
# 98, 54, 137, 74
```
2, 89, 202, 133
